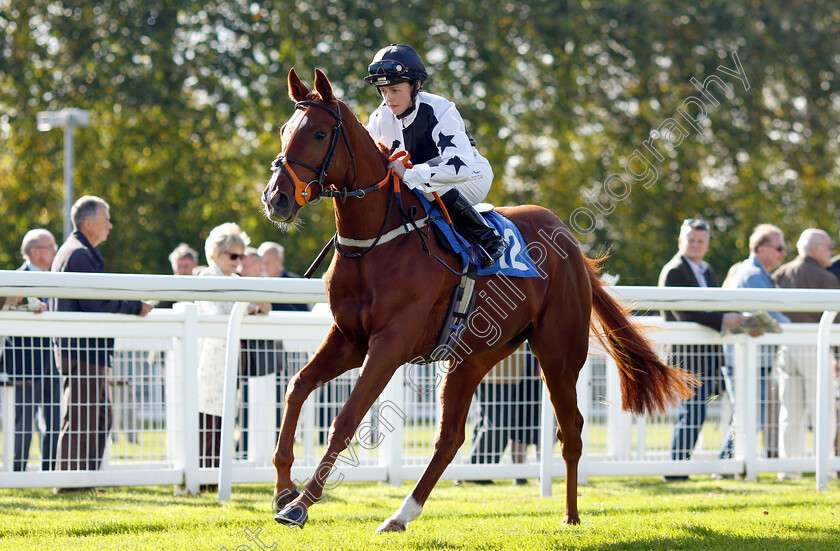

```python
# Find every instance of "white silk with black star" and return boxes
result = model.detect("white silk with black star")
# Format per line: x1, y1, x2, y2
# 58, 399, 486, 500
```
366, 91, 481, 193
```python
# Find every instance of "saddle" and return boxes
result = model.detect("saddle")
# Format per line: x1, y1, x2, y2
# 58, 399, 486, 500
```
410, 190, 540, 364
412, 190, 540, 278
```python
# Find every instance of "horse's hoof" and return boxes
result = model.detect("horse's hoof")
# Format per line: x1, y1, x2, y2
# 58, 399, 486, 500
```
272, 488, 301, 514
375, 518, 406, 533
563, 514, 581, 525
275, 503, 308, 529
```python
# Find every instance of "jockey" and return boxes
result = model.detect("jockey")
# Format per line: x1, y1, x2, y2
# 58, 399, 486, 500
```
364, 43, 508, 268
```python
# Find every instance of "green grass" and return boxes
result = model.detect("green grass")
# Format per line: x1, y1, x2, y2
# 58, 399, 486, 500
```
1, 476, 839, 550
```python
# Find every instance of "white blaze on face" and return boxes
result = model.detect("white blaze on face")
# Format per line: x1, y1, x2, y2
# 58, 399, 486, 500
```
281, 109, 308, 156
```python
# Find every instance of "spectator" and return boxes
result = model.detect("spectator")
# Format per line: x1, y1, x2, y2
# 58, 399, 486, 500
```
460, 344, 541, 485
257, 242, 309, 312
156, 243, 200, 309
236, 246, 275, 457
828, 230, 840, 282
773, 228, 840, 480
51, 196, 154, 491
238, 247, 262, 278
196, 223, 268, 487
511, 347, 542, 483
722, 224, 790, 463
258, 242, 316, 441
658, 218, 745, 482
169, 242, 200, 275
6, 229, 61, 471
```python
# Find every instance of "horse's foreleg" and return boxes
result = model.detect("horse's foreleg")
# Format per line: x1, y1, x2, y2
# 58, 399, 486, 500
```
376, 366, 484, 533
272, 326, 365, 511
275, 343, 404, 528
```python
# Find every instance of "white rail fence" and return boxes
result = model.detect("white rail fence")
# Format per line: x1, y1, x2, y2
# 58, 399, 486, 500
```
1, 271, 839, 499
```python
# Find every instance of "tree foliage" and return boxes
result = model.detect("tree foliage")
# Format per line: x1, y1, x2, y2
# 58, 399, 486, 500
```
1, 0, 838, 284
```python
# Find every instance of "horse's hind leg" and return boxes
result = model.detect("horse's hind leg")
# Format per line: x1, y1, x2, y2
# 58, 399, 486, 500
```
272, 325, 365, 510
528, 315, 589, 525
377, 361, 487, 533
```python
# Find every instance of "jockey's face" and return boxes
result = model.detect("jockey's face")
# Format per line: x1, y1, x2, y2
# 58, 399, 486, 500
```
379, 82, 413, 116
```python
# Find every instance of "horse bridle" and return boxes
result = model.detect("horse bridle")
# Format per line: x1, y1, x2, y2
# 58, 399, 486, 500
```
271, 100, 392, 205
274, 98, 458, 272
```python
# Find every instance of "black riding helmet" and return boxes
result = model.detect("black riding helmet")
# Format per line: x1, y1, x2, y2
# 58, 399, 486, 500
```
364, 43, 428, 89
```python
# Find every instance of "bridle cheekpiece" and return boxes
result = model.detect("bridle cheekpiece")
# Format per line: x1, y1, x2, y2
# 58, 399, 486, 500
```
270, 100, 392, 206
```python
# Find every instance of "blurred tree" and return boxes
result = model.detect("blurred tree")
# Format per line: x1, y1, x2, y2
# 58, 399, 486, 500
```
1, 0, 838, 285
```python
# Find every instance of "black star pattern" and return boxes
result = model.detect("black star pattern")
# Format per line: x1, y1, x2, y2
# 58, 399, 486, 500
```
446, 156, 466, 174
437, 133, 456, 153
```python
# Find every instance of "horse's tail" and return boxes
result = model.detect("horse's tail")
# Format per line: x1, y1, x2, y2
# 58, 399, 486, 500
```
584, 255, 696, 415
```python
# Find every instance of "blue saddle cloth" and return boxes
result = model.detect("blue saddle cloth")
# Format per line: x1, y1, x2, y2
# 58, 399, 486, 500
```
413, 191, 541, 278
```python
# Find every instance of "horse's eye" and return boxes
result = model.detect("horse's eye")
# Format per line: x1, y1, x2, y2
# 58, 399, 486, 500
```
315, 130, 327, 140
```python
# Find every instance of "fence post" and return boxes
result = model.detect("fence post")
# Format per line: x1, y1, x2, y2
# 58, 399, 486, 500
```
218, 302, 249, 503
816, 311, 837, 491
382, 364, 405, 486
174, 303, 200, 495
735, 336, 759, 481
605, 355, 632, 461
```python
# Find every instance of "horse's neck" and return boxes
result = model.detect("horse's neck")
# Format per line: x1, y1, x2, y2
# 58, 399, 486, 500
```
333, 174, 403, 240
333, 121, 411, 240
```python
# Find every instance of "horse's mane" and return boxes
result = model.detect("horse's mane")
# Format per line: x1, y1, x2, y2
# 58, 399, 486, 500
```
374, 141, 391, 158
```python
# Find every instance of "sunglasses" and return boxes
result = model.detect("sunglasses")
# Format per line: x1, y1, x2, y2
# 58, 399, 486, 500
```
368, 59, 408, 76
760, 244, 786, 253
224, 252, 243, 261
681, 218, 709, 230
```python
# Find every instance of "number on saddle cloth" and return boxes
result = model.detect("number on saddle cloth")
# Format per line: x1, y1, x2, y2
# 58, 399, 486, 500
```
411, 189, 541, 278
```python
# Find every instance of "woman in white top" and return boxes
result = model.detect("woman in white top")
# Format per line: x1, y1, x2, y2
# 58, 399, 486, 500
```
196, 222, 269, 474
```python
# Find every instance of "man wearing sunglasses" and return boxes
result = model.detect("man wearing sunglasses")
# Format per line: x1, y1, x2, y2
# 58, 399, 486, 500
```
721, 224, 791, 467
773, 228, 840, 480
364, 43, 507, 268
658, 218, 746, 481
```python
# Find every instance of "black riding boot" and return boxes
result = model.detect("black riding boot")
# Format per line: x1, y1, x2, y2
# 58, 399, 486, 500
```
440, 189, 507, 268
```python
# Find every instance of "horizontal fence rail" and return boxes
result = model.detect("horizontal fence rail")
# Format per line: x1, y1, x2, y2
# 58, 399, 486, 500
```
1, 270, 839, 497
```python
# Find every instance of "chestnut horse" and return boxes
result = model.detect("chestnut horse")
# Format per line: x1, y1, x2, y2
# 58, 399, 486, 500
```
261, 68, 692, 532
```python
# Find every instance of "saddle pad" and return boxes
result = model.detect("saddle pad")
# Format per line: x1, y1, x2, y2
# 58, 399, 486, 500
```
413, 191, 541, 278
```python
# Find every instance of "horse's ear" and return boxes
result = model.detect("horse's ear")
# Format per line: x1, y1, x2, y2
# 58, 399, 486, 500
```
288, 68, 310, 102
313, 68, 335, 102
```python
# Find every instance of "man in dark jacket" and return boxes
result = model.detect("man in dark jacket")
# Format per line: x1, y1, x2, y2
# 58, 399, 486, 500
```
257, 242, 316, 439
257, 242, 310, 312
51, 196, 153, 485
8, 229, 61, 471
658, 219, 745, 481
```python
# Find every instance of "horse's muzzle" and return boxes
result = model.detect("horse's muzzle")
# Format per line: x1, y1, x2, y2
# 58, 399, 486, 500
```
262, 177, 296, 223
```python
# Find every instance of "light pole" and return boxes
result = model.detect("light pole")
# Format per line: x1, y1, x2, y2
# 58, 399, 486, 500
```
36, 108, 90, 240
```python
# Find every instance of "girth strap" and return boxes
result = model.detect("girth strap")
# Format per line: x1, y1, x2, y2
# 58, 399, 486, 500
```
336, 216, 431, 248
